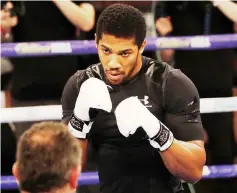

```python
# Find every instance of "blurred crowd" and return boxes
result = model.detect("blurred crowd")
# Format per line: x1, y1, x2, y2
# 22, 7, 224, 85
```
1, 1, 237, 193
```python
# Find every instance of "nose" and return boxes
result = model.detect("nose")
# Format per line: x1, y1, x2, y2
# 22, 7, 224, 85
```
108, 54, 121, 69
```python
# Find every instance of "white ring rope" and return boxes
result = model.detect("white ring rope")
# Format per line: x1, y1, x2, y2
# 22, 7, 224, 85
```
0, 97, 237, 123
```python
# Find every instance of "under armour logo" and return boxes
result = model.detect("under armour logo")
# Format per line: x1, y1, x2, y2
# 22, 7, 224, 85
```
136, 95, 152, 108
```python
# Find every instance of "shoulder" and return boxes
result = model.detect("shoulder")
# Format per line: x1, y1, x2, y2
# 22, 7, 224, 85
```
142, 56, 173, 86
142, 56, 199, 112
165, 68, 198, 96
142, 56, 198, 106
62, 62, 104, 96
70, 62, 104, 87
61, 62, 104, 116
164, 67, 200, 112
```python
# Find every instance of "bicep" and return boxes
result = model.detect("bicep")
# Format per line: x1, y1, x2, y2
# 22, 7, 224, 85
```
164, 112, 204, 141
163, 70, 205, 142
79, 3, 95, 18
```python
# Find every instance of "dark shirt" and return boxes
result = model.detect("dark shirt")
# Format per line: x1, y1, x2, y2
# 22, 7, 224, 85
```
61, 56, 204, 193
155, 1, 235, 94
10, 1, 81, 100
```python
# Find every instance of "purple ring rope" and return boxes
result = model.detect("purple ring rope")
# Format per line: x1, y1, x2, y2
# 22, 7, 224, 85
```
1, 34, 237, 58
1, 34, 237, 190
1, 165, 236, 190
1, 171, 99, 190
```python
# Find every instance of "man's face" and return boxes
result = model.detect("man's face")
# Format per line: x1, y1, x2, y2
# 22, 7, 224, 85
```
97, 34, 145, 85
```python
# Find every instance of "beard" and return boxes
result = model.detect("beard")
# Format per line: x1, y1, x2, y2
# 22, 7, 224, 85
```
103, 53, 140, 85
104, 69, 126, 85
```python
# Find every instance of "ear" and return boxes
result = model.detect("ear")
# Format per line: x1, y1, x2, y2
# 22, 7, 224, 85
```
12, 162, 20, 183
69, 165, 81, 189
139, 40, 147, 55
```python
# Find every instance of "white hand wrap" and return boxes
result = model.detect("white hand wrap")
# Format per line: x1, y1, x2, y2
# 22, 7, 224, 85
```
115, 96, 174, 151
68, 77, 112, 139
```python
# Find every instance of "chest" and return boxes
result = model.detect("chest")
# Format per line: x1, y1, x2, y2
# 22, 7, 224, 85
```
91, 75, 164, 137
110, 80, 163, 117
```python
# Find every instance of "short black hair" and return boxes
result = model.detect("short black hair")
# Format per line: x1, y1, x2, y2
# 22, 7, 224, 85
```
96, 3, 146, 48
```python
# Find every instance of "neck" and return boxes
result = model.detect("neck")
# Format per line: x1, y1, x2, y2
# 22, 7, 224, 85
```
21, 185, 76, 193
129, 54, 143, 79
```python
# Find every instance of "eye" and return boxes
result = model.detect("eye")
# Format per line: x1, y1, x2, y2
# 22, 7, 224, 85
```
121, 52, 129, 57
103, 49, 110, 54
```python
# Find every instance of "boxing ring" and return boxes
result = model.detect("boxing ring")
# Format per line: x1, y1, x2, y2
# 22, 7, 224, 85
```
1, 33, 237, 190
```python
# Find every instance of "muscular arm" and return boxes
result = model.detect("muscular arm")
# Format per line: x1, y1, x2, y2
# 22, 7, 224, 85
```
155, 16, 175, 63
212, 0, 237, 23
160, 140, 206, 182
63, 117, 89, 170
1, 2, 18, 31
61, 71, 89, 170
77, 139, 88, 169
154, 2, 175, 63
64, 116, 88, 169
160, 69, 206, 182
159, 48, 175, 64
52, 0, 95, 31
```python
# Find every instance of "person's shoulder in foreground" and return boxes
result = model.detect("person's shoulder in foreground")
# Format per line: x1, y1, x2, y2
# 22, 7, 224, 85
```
12, 121, 82, 193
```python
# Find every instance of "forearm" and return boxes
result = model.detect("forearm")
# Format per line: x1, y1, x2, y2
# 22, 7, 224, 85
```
63, 119, 88, 170
78, 139, 88, 170
155, 16, 175, 62
158, 32, 175, 63
160, 139, 206, 183
1, 13, 18, 31
160, 49, 175, 63
53, 0, 95, 31
234, 23, 237, 33
214, 1, 237, 23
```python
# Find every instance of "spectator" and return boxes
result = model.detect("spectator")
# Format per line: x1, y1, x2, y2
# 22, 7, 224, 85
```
1, 1, 16, 90
0, 1, 18, 38
1, 2, 94, 192
1, 5, 18, 193
12, 121, 82, 193
155, 1, 237, 193
210, 0, 237, 23
234, 23, 237, 33
0, 1, 95, 140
